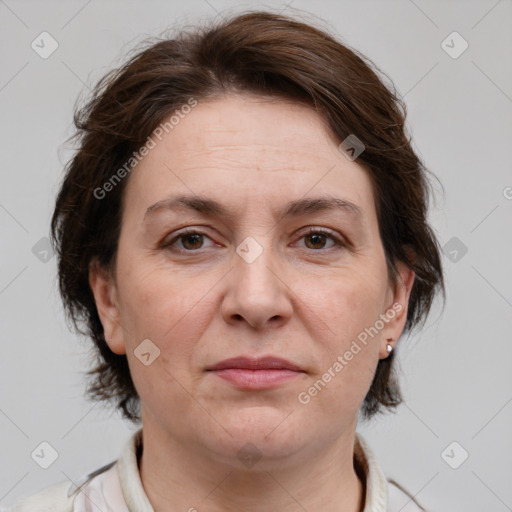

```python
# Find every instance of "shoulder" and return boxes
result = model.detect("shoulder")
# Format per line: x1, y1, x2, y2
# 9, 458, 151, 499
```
387, 479, 427, 512
4, 480, 74, 512
4, 461, 117, 512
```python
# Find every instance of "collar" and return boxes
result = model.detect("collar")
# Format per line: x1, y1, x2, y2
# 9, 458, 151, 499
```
82, 428, 389, 511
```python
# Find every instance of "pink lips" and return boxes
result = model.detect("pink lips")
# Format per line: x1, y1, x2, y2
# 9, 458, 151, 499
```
207, 356, 304, 390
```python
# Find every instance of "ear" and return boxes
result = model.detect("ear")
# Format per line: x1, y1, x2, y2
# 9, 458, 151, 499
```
88, 258, 126, 355
379, 256, 415, 359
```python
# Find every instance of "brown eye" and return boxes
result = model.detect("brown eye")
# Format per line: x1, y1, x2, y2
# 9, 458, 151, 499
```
299, 229, 344, 251
163, 229, 215, 252
180, 232, 204, 250
304, 232, 329, 250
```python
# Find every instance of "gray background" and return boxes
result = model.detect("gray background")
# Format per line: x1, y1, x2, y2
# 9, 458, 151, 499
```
1, 1, 511, 511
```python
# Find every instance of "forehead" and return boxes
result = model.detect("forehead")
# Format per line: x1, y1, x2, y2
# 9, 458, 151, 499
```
177, 95, 333, 155
123, 94, 376, 224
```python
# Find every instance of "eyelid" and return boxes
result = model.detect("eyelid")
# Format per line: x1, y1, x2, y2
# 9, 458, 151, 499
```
162, 227, 217, 249
295, 226, 347, 248
161, 226, 347, 252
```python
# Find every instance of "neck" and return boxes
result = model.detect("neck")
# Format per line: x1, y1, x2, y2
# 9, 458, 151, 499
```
138, 420, 365, 512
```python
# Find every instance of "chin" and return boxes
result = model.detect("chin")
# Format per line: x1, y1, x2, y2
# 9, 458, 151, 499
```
199, 407, 308, 468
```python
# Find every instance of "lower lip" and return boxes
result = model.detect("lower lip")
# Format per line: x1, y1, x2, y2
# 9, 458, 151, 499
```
210, 369, 302, 389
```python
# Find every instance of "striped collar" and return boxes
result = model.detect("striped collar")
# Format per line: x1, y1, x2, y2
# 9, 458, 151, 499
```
71, 428, 391, 511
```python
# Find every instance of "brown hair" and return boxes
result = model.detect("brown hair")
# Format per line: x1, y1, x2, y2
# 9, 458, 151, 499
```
50, 10, 445, 423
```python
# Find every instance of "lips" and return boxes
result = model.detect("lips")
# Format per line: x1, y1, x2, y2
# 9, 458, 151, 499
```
206, 356, 305, 390
206, 356, 303, 372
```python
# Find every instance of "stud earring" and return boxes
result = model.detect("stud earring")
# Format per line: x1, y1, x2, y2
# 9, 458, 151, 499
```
386, 338, 394, 355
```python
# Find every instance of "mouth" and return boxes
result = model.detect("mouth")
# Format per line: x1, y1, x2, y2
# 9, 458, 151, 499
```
206, 356, 305, 390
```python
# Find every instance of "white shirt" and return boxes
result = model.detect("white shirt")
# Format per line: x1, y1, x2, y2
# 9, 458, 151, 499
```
6, 429, 425, 511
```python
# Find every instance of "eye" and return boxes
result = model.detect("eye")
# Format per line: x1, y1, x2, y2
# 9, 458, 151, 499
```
162, 227, 346, 254
296, 228, 345, 250
163, 228, 216, 252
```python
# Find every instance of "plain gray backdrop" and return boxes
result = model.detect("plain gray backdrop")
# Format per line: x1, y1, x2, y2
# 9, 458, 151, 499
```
1, 1, 511, 511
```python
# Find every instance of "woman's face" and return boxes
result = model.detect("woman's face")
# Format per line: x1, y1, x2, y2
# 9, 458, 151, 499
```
91, 94, 413, 467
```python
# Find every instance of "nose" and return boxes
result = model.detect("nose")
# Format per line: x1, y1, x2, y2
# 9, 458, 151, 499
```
221, 238, 293, 330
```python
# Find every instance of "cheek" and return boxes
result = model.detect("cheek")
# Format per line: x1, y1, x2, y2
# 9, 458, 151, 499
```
117, 255, 188, 331
295, 266, 386, 411
116, 256, 217, 370
306, 359, 378, 421
116, 261, 210, 415
300, 264, 387, 343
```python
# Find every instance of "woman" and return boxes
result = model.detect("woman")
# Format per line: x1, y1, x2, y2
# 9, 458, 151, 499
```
9, 10, 444, 512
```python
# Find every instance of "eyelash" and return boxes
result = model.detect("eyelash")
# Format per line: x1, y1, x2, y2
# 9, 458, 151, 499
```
162, 227, 346, 253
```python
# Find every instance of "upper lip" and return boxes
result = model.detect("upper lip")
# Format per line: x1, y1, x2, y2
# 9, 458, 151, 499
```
207, 356, 303, 372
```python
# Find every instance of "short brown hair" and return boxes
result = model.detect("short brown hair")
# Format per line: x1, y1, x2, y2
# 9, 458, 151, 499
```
50, 10, 445, 423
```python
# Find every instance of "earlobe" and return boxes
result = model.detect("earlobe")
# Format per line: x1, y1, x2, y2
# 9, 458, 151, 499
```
379, 259, 416, 358
88, 259, 127, 355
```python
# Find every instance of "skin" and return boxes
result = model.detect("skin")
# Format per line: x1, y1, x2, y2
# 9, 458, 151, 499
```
89, 94, 415, 512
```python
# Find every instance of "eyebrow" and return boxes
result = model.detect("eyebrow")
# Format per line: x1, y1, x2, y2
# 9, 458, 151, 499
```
143, 194, 363, 223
